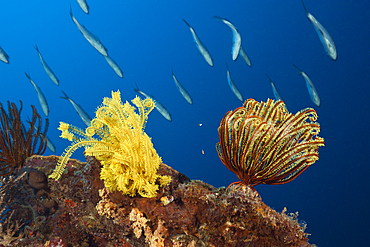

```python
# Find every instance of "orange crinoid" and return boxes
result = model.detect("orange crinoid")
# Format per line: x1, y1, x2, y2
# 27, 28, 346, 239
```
216, 99, 324, 191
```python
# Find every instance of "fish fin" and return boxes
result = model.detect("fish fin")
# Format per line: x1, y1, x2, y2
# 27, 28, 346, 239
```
60, 90, 69, 100
89, 30, 101, 42
225, 61, 229, 70
265, 74, 273, 82
301, 0, 309, 15
34, 45, 40, 53
292, 64, 302, 72
182, 19, 191, 28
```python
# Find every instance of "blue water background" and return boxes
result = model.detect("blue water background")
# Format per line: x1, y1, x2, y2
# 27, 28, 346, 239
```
1, 1, 369, 246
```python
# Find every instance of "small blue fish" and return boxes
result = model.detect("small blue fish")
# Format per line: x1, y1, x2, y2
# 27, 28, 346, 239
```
70, 5, 108, 56
293, 64, 320, 107
76, 0, 89, 14
45, 135, 56, 153
61, 91, 92, 126
266, 75, 288, 110
104, 55, 123, 78
0, 46, 9, 64
226, 62, 243, 102
150, 95, 172, 122
214, 16, 241, 61
239, 46, 251, 67
172, 69, 193, 105
183, 19, 213, 67
30, 122, 56, 153
134, 83, 151, 99
34, 45, 59, 86
301, 0, 337, 60
25, 73, 49, 117
266, 75, 283, 102
134, 84, 172, 121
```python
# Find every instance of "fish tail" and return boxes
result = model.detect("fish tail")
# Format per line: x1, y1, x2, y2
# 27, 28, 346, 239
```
24, 72, 31, 80
213, 16, 223, 22
171, 67, 175, 76
301, 0, 309, 15
60, 90, 69, 100
292, 63, 302, 72
69, 3, 73, 18
265, 74, 273, 82
34, 45, 40, 53
182, 19, 191, 27
133, 82, 140, 93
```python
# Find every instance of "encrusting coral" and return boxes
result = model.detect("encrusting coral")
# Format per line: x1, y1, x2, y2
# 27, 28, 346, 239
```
129, 207, 168, 246
49, 90, 171, 198
5, 155, 315, 246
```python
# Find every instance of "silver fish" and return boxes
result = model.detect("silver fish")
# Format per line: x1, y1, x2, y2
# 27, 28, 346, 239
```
45, 135, 56, 153
25, 73, 49, 117
265, 75, 283, 102
172, 69, 193, 105
34, 45, 59, 86
134, 84, 172, 121
70, 5, 108, 56
301, 0, 337, 60
239, 46, 251, 67
226, 62, 243, 102
134, 84, 151, 99
183, 19, 213, 67
265, 74, 288, 111
77, 0, 89, 14
61, 91, 92, 126
0, 46, 9, 64
214, 16, 241, 61
104, 55, 123, 78
293, 64, 320, 107
34, 124, 56, 153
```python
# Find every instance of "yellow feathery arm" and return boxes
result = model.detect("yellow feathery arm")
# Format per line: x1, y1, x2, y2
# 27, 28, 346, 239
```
59, 122, 90, 140
49, 140, 101, 180
53, 91, 167, 198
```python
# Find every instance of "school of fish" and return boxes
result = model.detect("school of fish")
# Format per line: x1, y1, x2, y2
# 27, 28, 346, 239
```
0, 0, 337, 153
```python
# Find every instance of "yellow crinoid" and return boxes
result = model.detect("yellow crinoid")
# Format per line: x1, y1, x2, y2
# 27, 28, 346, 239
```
49, 90, 171, 198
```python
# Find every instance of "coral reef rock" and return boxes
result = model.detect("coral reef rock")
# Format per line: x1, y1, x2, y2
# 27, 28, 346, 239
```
3, 155, 316, 246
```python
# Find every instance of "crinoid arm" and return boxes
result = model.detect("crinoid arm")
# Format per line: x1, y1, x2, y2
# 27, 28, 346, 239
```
48, 139, 98, 180
0, 101, 48, 176
50, 90, 171, 198
216, 98, 324, 191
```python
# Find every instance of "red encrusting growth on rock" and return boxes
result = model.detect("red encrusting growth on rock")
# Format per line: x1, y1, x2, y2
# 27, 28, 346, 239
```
0, 154, 316, 246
